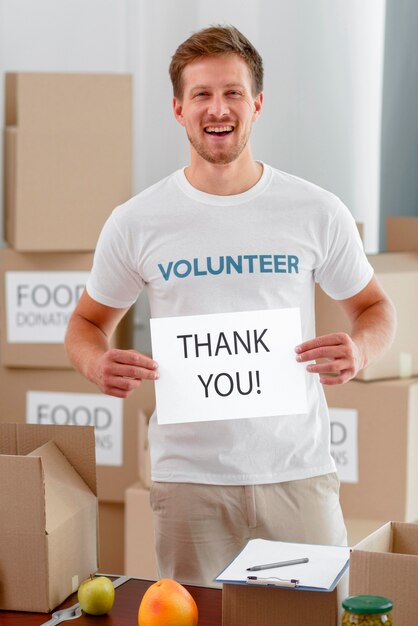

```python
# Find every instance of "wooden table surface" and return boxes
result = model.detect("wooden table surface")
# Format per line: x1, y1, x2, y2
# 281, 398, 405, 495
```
0, 577, 222, 626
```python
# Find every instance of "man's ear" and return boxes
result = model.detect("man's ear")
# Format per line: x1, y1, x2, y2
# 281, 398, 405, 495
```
173, 97, 185, 126
252, 92, 263, 122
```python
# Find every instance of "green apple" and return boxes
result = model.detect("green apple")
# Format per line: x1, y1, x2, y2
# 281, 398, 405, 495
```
77, 575, 115, 615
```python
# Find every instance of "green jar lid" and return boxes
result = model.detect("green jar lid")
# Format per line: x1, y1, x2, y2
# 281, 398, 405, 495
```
342, 595, 393, 614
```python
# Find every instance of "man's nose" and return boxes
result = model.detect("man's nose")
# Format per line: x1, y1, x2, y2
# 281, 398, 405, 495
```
207, 95, 230, 117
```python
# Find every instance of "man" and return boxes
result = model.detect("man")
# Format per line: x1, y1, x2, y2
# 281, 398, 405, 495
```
65, 25, 396, 586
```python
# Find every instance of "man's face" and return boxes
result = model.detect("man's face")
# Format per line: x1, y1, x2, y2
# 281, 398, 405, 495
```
173, 53, 262, 166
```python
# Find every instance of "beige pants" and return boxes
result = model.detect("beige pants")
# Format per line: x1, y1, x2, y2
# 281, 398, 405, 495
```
150, 473, 347, 588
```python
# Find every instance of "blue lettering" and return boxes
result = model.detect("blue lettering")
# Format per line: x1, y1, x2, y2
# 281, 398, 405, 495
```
259, 255, 273, 273
274, 255, 287, 273
207, 256, 225, 275
158, 261, 173, 281
158, 253, 300, 280
193, 258, 208, 276
288, 255, 299, 273
226, 256, 243, 274
243, 255, 257, 273
173, 260, 192, 278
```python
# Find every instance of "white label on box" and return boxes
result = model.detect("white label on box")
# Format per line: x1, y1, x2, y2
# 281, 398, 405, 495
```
329, 408, 358, 483
26, 391, 123, 466
5, 271, 88, 343
150, 308, 307, 425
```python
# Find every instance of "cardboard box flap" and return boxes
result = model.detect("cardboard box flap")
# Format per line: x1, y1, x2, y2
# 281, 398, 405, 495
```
27, 441, 96, 535
5, 72, 132, 133
353, 521, 393, 552
12, 423, 97, 495
392, 521, 418, 556
0, 454, 46, 534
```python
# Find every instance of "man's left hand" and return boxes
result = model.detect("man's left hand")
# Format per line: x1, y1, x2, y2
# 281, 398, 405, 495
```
295, 332, 363, 385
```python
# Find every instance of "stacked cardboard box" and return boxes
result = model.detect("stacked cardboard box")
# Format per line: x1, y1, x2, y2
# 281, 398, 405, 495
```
0, 72, 155, 576
316, 220, 418, 543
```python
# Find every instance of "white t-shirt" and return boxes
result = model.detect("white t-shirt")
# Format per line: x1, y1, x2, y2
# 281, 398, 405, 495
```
87, 163, 373, 485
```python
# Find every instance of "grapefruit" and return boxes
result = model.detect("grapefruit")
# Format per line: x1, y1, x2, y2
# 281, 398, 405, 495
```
138, 578, 198, 626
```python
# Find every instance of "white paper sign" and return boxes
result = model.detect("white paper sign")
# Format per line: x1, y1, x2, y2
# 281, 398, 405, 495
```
6, 271, 88, 343
26, 391, 123, 466
150, 308, 307, 425
329, 407, 358, 483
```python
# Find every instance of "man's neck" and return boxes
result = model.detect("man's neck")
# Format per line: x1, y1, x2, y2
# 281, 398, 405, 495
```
184, 155, 263, 196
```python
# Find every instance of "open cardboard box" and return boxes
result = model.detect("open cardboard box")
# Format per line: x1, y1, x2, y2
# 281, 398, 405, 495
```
350, 521, 418, 626
0, 423, 98, 612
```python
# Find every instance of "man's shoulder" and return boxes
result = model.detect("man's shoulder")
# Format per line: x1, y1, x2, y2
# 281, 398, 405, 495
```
112, 169, 181, 219
267, 164, 342, 208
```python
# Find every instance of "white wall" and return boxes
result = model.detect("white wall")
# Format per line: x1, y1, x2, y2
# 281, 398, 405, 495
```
0, 0, 386, 253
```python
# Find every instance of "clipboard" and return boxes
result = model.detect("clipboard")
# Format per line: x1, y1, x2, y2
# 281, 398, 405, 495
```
215, 538, 350, 591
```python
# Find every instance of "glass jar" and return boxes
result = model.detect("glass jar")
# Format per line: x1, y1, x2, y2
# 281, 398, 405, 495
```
342, 595, 393, 625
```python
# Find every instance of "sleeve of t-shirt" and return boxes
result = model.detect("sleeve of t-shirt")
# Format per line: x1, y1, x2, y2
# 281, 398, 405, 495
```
86, 212, 145, 308
314, 200, 374, 300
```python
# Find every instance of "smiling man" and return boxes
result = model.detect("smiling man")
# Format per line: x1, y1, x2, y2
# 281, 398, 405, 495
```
65, 25, 396, 586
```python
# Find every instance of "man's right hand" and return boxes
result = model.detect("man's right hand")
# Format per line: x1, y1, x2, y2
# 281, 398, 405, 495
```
93, 348, 159, 398
65, 290, 159, 398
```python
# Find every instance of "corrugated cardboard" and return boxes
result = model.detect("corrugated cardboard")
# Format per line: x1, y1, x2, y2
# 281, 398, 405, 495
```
0, 248, 134, 368
349, 521, 418, 626
124, 481, 158, 580
0, 423, 98, 612
4, 72, 132, 251
222, 584, 338, 626
98, 502, 125, 575
386, 216, 418, 252
325, 378, 418, 521
315, 252, 418, 380
0, 365, 155, 502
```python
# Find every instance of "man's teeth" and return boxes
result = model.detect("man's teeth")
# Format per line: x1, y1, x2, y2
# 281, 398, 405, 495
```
205, 126, 233, 133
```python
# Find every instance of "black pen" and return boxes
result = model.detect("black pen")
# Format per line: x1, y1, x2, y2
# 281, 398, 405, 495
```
246, 557, 309, 572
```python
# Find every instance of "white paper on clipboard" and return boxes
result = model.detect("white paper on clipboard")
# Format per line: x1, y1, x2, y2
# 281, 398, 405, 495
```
215, 538, 350, 591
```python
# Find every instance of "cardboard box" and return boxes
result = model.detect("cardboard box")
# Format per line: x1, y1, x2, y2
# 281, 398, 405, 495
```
98, 502, 125, 575
125, 481, 158, 580
387, 216, 418, 252
138, 410, 151, 489
0, 365, 155, 502
349, 521, 418, 626
0, 247, 134, 368
0, 422, 98, 612
222, 583, 338, 626
315, 252, 418, 380
325, 378, 418, 521
4, 72, 132, 251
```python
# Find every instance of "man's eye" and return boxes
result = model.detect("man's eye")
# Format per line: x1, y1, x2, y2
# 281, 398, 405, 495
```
227, 91, 242, 97
194, 92, 208, 98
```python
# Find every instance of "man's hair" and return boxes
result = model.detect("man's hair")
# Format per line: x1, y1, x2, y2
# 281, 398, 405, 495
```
169, 25, 264, 99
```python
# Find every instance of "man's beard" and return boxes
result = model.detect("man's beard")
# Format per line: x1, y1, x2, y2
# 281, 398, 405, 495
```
186, 128, 249, 165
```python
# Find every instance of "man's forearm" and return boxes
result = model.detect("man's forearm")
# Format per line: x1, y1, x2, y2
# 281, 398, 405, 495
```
65, 313, 110, 384
350, 296, 397, 370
